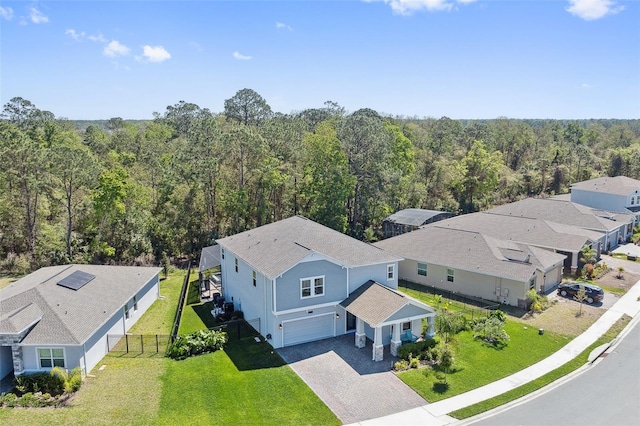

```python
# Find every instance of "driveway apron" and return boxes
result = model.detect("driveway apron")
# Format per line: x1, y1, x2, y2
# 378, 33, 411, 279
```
277, 334, 427, 424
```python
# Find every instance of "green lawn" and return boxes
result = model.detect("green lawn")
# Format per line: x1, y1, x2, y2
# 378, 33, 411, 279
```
397, 321, 568, 402
0, 269, 338, 426
450, 315, 631, 419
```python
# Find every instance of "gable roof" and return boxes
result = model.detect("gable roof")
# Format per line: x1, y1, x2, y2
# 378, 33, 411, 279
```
487, 198, 632, 233
199, 245, 221, 272
0, 265, 161, 345
340, 280, 434, 326
571, 176, 640, 196
435, 212, 597, 253
374, 226, 565, 282
216, 216, 401, 280
383, 208, 453, 227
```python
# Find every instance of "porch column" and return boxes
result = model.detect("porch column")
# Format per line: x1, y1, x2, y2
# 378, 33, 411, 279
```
372, 326, 383, 362
355, 317, 366, 349
390, 323, 402, 356
12, 344, 24, 375
571, 252, 579, 274
426, 316, 436, 338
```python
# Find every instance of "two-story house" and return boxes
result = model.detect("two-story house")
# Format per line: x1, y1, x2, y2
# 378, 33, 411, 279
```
214, 216, 436, 361
570, 176, 640, 226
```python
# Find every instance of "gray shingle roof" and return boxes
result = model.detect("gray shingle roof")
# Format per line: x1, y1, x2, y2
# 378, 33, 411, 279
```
435, 212, 596, 252
216, 216, 402, 279
199, 245, 221, 272
374, 225, 565, 282
0, 303, 42, 334
383, 209, 452, 227
340, 280, 433, 326
571, 176, 640, 196
487, 198, 630, 233
0, 265, 161, 345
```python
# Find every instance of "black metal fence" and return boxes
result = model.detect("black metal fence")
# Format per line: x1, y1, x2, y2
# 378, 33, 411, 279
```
171, 262, 192, 341
398, 279, 503, 319
208, 318, 261, 342
107, 334, 171, 354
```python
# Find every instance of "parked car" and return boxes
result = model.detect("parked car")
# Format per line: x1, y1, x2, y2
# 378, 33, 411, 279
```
557, 282, 604, 304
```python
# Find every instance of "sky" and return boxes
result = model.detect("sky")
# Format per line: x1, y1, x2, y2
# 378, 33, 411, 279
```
1, 0, 639, 120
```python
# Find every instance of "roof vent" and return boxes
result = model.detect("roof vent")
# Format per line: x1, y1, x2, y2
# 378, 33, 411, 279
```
57, 270, 96, 291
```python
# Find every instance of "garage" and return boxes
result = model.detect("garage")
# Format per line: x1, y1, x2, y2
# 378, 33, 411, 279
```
282, 313, 335, 347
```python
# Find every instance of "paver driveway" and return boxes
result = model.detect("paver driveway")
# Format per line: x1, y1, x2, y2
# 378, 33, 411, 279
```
277, 334, 427, 424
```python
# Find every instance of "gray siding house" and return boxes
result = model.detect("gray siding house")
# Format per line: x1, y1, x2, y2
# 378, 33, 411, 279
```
214, 216, 436, 361
570, 176, 640, 225
382, 208, 454, 238
0, 265, 161, 381
375, 226, 566, 309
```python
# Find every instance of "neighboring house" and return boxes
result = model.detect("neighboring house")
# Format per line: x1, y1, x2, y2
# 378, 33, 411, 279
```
213, 215, 436, 361
570, 176, 640, 225
435, 212, 601, 273
487, 197, 635, 252
382, 208, 454, 238
374, 226, 566, 309
0, 265, 161, 380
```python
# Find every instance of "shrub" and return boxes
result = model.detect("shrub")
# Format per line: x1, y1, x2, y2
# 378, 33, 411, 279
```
15, 371, 65, 396
472, 316, 510, 348
393, 360, 409, 371
409, 356, 420, 369
397, 338, 437, 360
166, 329, 228, 360
526, 290, 549, 313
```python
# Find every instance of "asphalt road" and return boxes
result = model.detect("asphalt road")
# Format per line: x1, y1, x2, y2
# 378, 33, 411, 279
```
469, 318, 640, 426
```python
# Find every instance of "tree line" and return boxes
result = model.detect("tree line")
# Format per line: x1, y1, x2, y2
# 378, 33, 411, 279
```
1, 90, 639, 273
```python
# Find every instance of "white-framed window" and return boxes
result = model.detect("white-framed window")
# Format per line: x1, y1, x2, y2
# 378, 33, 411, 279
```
447, 268, 454, 283
235, 258, 238, 273
38, 348, 65, 368
301, 276, 324, 299
387, 264, 395, 280
417, 263, 427, 276
529, 277, 536, 290
402, 321, 411, 331
252, 270, 257, 287
133, 295, 138, 311
124, 302, 130, 319
221, 248, 225, 259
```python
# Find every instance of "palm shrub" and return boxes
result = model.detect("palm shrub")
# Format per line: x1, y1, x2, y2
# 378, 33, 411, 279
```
166, 329, 227, 360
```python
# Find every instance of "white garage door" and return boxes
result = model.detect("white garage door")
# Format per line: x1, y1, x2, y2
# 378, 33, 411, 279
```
283, 313, 335, 347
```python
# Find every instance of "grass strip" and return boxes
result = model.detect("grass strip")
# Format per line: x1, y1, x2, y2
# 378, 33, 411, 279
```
449, 314, 631, 419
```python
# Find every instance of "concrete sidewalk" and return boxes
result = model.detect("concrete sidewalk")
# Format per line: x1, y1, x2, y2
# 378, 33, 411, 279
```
351, 277, 640, 426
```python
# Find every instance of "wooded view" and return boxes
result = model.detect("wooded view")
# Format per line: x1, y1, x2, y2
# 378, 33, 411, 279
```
1, 89, 639, 272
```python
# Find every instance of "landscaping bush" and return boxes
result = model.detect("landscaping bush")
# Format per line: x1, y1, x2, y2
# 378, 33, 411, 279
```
472, 315, 510, 348
166, 329, 228, 360
393, 359, 409, 371
15, 371, 65, 395
0, 390, 63, 408
397, 338, 437, 360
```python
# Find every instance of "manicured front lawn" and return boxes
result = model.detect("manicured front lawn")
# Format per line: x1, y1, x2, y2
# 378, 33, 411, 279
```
397, 321, 568, 402
0, 268, 339, 426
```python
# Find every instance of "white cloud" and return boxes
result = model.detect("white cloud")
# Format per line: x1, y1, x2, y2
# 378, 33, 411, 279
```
0, 6, 14, 20
104, 40, 130, 57
141, 45, 171, 62
29, 7, 48, 24
233, 51, 252, 60
276, 21, 293, 31
581, 83, 593, 89
65, 29, 85, 41
370, 0, 476, 15
88, 33, 107, 43
566, 0, 624, 20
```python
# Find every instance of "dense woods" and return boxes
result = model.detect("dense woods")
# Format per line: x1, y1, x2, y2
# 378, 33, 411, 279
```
1, 91, 639, 273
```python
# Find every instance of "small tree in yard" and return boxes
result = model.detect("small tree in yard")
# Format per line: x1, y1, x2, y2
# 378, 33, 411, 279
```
574, 284, 588, 316
437, 343, 455, 384
617, 266, 625, 279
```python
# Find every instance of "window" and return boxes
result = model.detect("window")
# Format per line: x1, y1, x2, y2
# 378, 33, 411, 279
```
221, 248, 225, 259
38, 348, 65, 368
252, 270, 256, 287
447, 268, 454, 283
402, 321, 411, 331
133, 295, 138, 311
235, 258, 238, 273
124, 303, 130, 319
417, 263, 427, 276
387, 264, 395, 280
529, 277, 536, 290
301, 276, 324, 298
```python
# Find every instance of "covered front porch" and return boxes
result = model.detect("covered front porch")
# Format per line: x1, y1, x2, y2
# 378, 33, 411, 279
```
340, 280, 436, 362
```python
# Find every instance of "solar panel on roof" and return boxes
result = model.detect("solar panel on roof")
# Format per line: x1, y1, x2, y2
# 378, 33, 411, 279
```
57, 270, 96, 291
